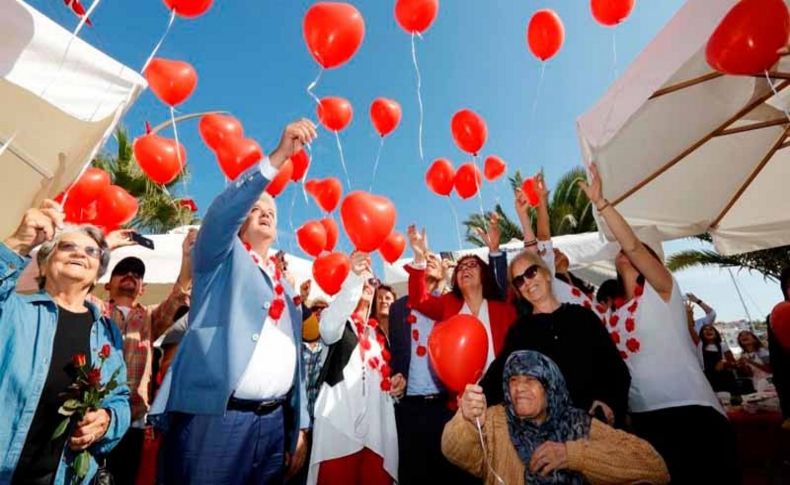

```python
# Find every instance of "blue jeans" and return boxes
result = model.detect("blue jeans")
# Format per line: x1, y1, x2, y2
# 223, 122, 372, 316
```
160, 407, 285, 485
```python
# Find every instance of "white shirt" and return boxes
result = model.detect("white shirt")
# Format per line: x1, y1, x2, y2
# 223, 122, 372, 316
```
234, 263, 297, 401
459, 300, 496, 373
538, 240, 597, 309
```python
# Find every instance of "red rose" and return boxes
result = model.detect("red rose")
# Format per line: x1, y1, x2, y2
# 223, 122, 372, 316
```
416, 345, 427, 357
634, 285, 644, 297
99, 344, 111, 359
625, 318, 635, 333
610, 331, 621, 345
412, 329, 420, 341
609, 315, 620, 327
72, 353, 87, 368
595, 304, 606, 315
293, 296, 302, 306
613, 297, 625, 309
619, 350, 629, 360
359, 337, 372, 351
380, 379, 392, 392
627, 302, 638, 313
406, 314, 417, 325
381, 349, 391, 362
582, 300, 592, 309
275, 284, 284, 296
368, 357, 380, 369
626, 338, 641, 353
375, 332, 386, 344
571, 288, 582, 297
87, 368, 102, 387
380, 364, 391, 378
268, 299, 285, 320
368, 318, 379, 328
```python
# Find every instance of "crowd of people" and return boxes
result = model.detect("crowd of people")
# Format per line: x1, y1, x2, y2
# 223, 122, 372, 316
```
0, 118, 785, 485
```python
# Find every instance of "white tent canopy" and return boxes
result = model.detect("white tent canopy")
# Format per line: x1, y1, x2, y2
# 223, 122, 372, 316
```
577, 0, 790, 256
0, 0, 146, 238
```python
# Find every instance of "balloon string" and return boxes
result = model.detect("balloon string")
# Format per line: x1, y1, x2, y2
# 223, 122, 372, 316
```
475, 417, 506, 485
301, 144, 312, 204
447, 197, 464, 250
142, 8, 176, 72
411, 33, 425, 163
334, 131, 352, 190
169, 105, 188, 197
611, 30, 619, 80
307, 68, 324, 107
529, 63, 546, 130
472, 154, 485, 221
71, 0, 100, 39
288, 187, 298, 255
369, 137, 385, 192
765, 70, 790, 123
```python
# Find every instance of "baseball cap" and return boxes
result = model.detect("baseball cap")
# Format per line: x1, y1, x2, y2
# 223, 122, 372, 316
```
111, 256, 146, 279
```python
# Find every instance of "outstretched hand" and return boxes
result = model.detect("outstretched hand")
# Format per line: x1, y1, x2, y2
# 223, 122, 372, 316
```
578, 163, 603, 206
4, 199, 64, 256
407, 224, 429, 264
475, 212, 501, 253
270, 119, 317, 169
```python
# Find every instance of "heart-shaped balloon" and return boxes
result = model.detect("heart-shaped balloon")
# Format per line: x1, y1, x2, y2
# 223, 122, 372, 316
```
133, 133, 186, 185
454, 163, 482, 200
163, 0, 212, 18
370, 97, 402, 137
451, 109, 487, 156
94, 185, 139, 229
65, 167, 111, 205
320, 217, 339, 251
296, 220, 328, 257
379, 231, 406, 264
307, 177, 343, 212
484, 155, 507, 182
215, 137, 263, 180
425, 158, 455, 197
312, 252, 351, 296
771, 301, 790, 349
706, 0, 790, 75
199, 114, 244, 152
340, 191, 397, 252
395, 0, 439, 34
265, 159, 293, 197
303, 2, 366, 69
428, 314, 489, 393
144, 58, 198, 107
290, 149, 311, 181
522, 177, 541, 207
317, 97, 353, 132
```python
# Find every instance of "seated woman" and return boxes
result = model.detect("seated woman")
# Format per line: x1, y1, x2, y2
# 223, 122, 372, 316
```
442, 351, 669, 485
307, 252, 399, 485
736, 330, 772, 392
480, 251, 630, 426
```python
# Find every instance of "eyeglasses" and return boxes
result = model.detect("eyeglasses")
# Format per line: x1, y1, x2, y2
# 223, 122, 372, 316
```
57, 241, 102, 260
511, 264, 541, 288
456, 260, 480, 271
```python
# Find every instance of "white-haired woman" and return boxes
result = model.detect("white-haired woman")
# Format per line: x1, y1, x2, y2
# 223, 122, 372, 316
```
0, 200, 130, 485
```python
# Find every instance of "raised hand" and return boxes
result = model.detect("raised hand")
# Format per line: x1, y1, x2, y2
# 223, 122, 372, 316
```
407, 224, 429, 264
459, 383, 487, 426
105, 229, 136, 251
475, 212, 501, 253
270, 119, 318, 168
4, 199, 64, 256
350, 251, 372, 277
578, 162, 603, 206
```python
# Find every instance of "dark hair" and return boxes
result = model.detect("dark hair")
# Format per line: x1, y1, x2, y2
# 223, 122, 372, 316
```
616, 242, 662, 293
596, 279, 620, 305
737, 330, 763, 352
451, 254, 502, 301
780, 266, 790, 302
563, 272, 595, 296
372, 285, 397, 320
700, 324, 723, 354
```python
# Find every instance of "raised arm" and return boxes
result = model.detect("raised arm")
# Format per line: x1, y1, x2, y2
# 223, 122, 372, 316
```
152, 229, 196, 340
579, 163, 673, 299
514, 186, 539, 254
193, 119, 317, 274
534, 173, 551, 242
474, 212, 508, 299
319, 252, 369, 345
406, 225, 445, 320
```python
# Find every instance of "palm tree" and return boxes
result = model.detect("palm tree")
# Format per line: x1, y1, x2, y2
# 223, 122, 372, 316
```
92, 127, 198, 233
463, 167, 596, 247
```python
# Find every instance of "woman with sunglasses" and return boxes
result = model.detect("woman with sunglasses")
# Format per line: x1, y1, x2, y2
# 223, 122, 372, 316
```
480, 250, 630, 427
0, 200, 130, 484
578, 163, 738, 483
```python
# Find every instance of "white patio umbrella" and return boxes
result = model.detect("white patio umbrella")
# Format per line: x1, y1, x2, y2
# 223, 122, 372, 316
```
0, 0, 146, 238
577, 0, 790, 256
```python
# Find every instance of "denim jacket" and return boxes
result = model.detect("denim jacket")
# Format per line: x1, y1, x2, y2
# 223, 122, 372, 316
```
0, 243, 131, 485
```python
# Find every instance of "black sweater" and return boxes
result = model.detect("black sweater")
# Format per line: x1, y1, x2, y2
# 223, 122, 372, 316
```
481, 303, 631, 422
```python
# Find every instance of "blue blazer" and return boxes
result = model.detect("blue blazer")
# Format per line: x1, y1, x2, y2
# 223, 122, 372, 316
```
150, 163, 308, 451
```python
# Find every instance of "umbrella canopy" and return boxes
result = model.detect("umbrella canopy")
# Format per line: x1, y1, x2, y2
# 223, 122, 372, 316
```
577, 0, 790, 256
0, 0, 146, 238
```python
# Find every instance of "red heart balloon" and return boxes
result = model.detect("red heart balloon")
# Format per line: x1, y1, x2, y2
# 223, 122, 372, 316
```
451, 109, 487, 156
144, 58, 198, 107
772, 301, 790, 349
370, 97, 402, 137
340, 191, 397, 252
94, 185, 138, 229
590, 0, 635, 27
320, 217, 339, 251
425, 159, 456, 197
379, 231, 406, 264
522, 177, 541, 207
484, 155, 507, 182
296, 220, 328, 257
303, 2, 365, 70
527, 9, 565, 61
307, 177, 343, 212
163, 0, 212, 18
305, 179, 321, 196
454, 163, 482, 200
395, 0, 439, 34
133, 133, 186, 185
312, 252, 351, 296
706, 0, 790, 76
265, 159, 293, 197
199, 114, 244, 152
215, 137, 263, 180
290, 149, 311, 181
65, 167, 111, 205
317, 97, 353, 132
428, 314, 489, 393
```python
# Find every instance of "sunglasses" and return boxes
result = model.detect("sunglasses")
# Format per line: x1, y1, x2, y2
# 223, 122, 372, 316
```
511, 264, 541, 288
57, 241, 102, 260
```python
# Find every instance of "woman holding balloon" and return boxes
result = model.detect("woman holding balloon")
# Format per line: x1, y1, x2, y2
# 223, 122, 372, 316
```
308, 251, 399, 485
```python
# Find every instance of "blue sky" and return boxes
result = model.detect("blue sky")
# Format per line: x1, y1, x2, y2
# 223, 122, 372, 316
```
31, 0, 783, 321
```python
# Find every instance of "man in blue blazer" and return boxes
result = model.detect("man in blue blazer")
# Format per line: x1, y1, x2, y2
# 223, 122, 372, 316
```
151, 119, 318, 484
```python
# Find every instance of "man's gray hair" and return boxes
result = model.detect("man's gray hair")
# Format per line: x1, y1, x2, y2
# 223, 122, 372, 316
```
36, 224, 110, 289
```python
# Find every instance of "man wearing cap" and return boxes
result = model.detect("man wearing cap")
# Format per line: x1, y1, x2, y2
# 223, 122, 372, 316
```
102, 230, 196, 485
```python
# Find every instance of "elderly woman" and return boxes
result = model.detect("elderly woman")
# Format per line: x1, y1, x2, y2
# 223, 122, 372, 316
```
0, 200, 130, 484
443, 351, 669, 485
480, 251, 630, 426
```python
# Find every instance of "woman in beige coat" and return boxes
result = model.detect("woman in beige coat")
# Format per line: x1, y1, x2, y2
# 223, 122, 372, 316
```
442, 351, 669, 484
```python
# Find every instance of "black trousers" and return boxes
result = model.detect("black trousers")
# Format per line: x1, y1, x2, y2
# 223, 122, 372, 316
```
107, 427, 145, 485
631, 405, 741, 485
394, 395, 480, 485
